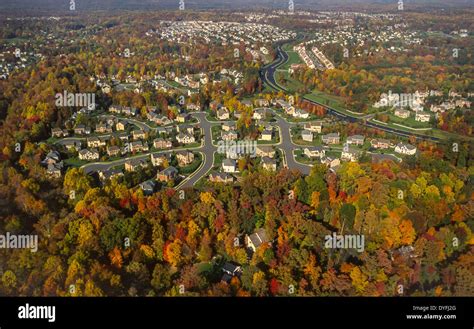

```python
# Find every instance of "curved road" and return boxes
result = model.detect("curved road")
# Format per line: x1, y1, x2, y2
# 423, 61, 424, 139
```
80, 112, 218, 188
260, 46, 444, 143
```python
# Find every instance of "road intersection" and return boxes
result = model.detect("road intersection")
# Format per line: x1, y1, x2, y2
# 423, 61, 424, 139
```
76, 110, 314, 187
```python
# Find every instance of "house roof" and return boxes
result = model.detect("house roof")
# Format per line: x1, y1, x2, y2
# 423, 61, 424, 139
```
222, 262, 241, 275
161, 166, 178, 175
222, 159, 236, 167
248, 228, 269, 248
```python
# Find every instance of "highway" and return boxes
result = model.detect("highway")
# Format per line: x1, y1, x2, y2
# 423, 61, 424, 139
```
260, 46, 444, 143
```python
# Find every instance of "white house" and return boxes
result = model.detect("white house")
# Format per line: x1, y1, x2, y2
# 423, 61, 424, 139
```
394, 108, 410, 119
304, 147, 325, 158
217, 108, 230, 120
304, 121, 323, 133
301, 130, 313, 142
341, 149, 360, 162
176, 133, 196, 144
346, 135, 365, 146
415, 112, 431, 122
395, 142, 417, 155
293, 109, 309, 119
78, 148, 100, 161
222, 158, 237, 173
260, 129, 273, 141
245, 228, 270, 252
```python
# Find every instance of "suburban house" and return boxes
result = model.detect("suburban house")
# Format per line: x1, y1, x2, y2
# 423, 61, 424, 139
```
346, 135, 365, 146
395, 142, 417, 155
415, 112, 431, 122
321, 156, 341, 168
221, 131, 238, 141
139, 180, 156, 195
47, 162, 63, 178
221, 262, 243, 283
341, 149, 361, 162
51, 128, 69, 138
222, 122, 236, 132
253, 108, 267, 120
150, 153, 171, 167
156, 127, 169, 136
176, 124, 194, 135
176, 151, 195, 166
209, 172, 235, 184
301, 130, 313, 142
98, 168, 123, 182
130, 141, 149, 153
245, 228, 270, 252
109, 105, 138, 116
304, 121, 323, 133
322, 133, 340, 145
256, 146, 275, 158
153, 138, 172, 149
371, 138, 391, 149
304, 146, 325, 158
176, 113, 189, 123
117, 133, 129, 142
217, 108, 230, 120
78, 148, 100, 161
222, 158, 237, 173
176, 133, 196, 144
394, 108, 411, 119
87, 137, 106, 148
157, 116, 172, 126
186, 103, 201, 111
95, 123, 112, 134
260, 129, 273, 141
125, 159, 148, 172
261, 157, 277, 171
157, 166, 178, 182
255, 98, 270, 107
63, 140, 82, 151
276, 99, 295, 115
116, 121, 127, 131
74, 124, 91, 135
132, 129, 146, 140
293, 109, 309, 119
101, 84, 111, 94
106, 145, 121, 157
42, 150, 61, 165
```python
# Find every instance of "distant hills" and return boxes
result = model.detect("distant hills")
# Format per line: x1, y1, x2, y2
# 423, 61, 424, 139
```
0, 0, 472, 12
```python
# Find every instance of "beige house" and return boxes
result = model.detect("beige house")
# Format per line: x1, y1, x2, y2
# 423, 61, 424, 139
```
245, 228, 270, 252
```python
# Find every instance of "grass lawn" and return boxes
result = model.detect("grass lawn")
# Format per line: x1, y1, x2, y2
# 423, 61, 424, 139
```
294, 149, 319, 165
213, 152, 225, 169
386, 113, 432, 129
64, 158, 88, 167
178, 153, 203, 175
212, 125, 222, 142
